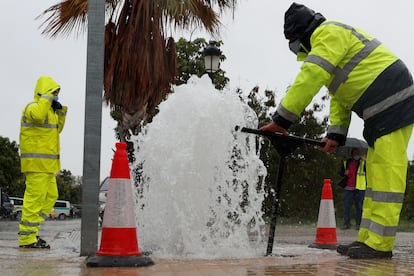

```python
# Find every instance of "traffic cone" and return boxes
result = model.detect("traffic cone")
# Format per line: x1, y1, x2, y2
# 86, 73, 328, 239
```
309, 178, 338, 250
87, 142, 154, 267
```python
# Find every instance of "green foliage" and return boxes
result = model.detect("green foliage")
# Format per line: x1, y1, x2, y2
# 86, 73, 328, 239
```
280, 110, 336, 219
56, 170, 82, 204
176, 37, 229, 90
176, 37, 206, 84
0, 136, 24, 196
397, 218, 414, 232
401, 160, 414, 220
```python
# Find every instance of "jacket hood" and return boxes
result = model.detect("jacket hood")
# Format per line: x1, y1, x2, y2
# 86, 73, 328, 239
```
284, 3, 325, 40
34, 76, 61, 100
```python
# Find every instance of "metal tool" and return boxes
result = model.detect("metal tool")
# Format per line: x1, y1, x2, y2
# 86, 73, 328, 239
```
236, 126, 325, 255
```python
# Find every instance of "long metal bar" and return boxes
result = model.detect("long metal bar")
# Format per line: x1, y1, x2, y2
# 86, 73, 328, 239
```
238, 127, 325, 147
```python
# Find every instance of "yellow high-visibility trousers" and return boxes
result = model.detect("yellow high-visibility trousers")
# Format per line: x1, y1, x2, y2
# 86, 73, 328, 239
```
18, 172, 58, 246
357, 124, 413, 252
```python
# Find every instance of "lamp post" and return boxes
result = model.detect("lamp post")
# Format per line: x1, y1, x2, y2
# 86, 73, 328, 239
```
202, 40, 222, 82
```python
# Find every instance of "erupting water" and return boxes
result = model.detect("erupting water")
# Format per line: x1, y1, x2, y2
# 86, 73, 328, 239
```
133, 76, 267, 258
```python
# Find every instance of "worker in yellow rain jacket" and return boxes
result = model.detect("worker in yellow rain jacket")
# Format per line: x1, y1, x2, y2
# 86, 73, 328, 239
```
260, 3, 414, 258
19, 76, 68, 249
339, 148, 366, 230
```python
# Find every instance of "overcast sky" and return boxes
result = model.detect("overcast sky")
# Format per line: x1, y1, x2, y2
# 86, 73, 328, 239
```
1, 0, 413, 180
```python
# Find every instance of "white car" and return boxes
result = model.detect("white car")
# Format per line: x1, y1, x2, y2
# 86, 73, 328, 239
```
52, 200, 71, 220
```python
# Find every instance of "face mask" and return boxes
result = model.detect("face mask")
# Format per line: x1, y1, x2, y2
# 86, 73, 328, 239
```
353, 155, 360, 160
289, 39, 301, 55
54, 95, 59, 101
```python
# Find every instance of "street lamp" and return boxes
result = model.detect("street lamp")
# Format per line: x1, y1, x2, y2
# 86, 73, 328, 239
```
202, 40, 222, 81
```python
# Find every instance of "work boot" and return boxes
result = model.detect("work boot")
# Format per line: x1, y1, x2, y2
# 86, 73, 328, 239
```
37, 236, 47, 246
337, 241, 363, 255
340, 224, 351, 230
19, 239, 50, 249
347, 243, 392, 259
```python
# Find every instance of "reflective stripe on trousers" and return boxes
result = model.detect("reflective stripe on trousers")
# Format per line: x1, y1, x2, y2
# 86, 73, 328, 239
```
357, 124, 413, 251
18, 172, 58, 246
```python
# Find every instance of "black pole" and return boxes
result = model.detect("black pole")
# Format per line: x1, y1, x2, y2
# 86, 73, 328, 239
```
266, 155, 285, 256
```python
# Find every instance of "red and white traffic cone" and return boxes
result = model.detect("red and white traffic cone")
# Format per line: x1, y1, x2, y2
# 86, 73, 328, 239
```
309, 178, 338, 250
87, 142, 154, 267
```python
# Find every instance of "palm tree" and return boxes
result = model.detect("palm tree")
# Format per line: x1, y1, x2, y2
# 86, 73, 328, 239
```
37, 0, 237, 142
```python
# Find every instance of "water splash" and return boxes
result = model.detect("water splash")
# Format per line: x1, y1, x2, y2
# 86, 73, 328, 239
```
133, 75, 267, 258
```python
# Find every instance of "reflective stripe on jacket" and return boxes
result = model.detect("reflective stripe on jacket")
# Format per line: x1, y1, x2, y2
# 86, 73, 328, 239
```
278, 20, 414, 145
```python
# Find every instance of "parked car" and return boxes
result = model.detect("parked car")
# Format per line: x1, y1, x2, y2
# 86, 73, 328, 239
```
9, 196, 23, 220
0, 188, 14, 219
51, 200, 71, 220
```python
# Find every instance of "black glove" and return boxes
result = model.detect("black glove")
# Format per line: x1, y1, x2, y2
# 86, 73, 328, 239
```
51, 100, 63, 112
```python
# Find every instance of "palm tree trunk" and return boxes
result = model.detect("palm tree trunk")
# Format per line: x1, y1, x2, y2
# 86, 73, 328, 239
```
81, 0, 105, 256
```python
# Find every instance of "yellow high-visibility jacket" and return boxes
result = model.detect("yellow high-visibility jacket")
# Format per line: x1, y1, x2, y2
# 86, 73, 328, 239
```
342, 159, 366, 191
275, 21, 414, 146
20, 76, 67, 173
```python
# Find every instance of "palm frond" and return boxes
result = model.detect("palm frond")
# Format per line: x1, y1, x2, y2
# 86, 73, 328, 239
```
160, 0, 219, 34
36, 0, 88, 38
37, 0, 120, 38
156, 0, 236, 34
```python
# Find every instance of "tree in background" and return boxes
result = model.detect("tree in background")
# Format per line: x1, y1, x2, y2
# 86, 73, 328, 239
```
0, 136, 24, 196
56, 169, 82, 204
38, 0, 237, 143
401, 160, 414, 220
281, 107, 342, 220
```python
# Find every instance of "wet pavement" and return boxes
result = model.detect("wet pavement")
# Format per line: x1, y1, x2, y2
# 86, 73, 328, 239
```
1, 219, 414, 275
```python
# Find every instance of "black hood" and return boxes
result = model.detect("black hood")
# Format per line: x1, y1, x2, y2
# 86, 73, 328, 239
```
284, 3, 326, 40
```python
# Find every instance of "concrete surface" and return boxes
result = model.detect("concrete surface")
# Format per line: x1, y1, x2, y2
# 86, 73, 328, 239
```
1, 219, 414, 275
